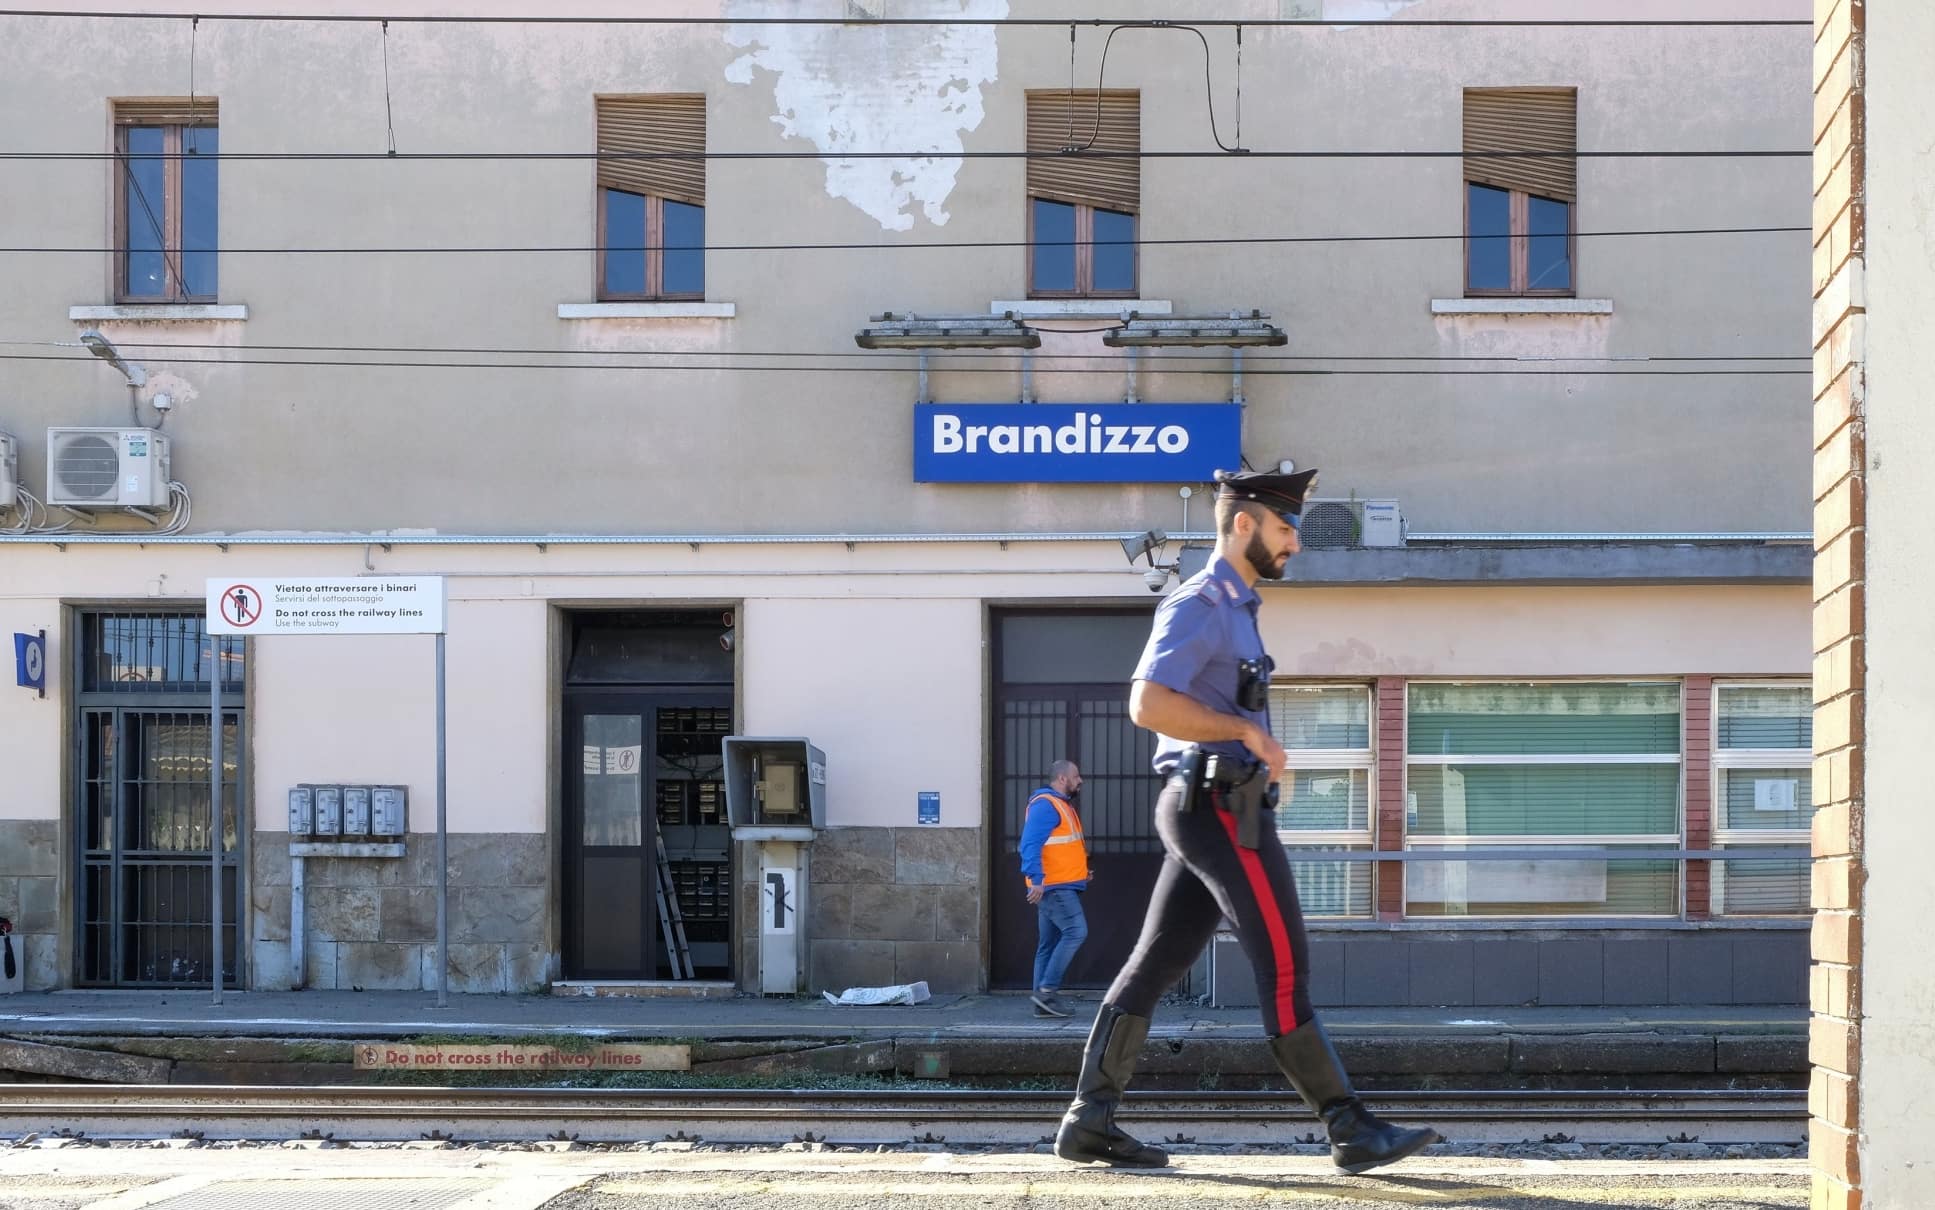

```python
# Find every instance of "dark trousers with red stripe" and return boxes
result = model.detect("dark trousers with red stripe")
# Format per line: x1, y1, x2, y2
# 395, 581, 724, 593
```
1102, 779, 1315, 1036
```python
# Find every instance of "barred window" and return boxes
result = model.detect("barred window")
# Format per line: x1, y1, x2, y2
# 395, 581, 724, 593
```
1405, 682, 1681, 917
1711, 684, 1813, 916
1272, 684, 1375, 917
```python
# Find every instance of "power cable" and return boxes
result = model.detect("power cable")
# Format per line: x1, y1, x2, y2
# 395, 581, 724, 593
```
0, 224, 1811, 257
0, 147, 1810, 162
0, 10, 1816, 28
0, 351, 1809, 377
0, 340, 1810, 364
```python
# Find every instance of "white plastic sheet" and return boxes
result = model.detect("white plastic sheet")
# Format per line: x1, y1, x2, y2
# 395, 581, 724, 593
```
821, 980, 931, 1006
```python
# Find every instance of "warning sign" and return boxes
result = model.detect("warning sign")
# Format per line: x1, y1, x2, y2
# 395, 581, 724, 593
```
205, 577, 446, 636
353, 1042, 690, 1071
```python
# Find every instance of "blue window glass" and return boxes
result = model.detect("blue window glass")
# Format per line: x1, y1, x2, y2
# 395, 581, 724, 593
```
1466, 183, 1510, 292
1091, 207, 1136, 294
1527, 195, 1572, 291
603, 188, 647, 296
1031, 198, 1076, 293
180, 126, 218, 298
662, 200, 704, 296
123, 127, 168, 298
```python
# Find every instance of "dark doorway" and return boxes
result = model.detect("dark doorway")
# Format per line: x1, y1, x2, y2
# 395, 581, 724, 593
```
562, 612, 733, 981
989, 608, 1161, 991
75, 612, 244, 988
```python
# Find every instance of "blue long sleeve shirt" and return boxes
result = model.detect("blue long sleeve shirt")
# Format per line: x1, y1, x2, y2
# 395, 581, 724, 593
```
1018, 788, 1087, 891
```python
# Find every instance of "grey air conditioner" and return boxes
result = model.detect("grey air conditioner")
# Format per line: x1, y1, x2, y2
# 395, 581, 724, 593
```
0, 431, 16, 506
45, 427, 171, 508
1299, 498, 1405, 549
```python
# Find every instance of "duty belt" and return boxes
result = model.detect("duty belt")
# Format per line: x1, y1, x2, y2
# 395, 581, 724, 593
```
1169, 750, 1276, 849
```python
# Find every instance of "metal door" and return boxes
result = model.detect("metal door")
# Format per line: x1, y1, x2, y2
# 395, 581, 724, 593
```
989, 609, 1162, 990
75, 613, 244, 988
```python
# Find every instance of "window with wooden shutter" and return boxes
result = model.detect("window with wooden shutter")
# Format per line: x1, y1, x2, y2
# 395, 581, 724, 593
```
1462, 87, 1575, 297
113, 99, 219, 302
1025, 90, 1139, 298
596, 95, 706, 300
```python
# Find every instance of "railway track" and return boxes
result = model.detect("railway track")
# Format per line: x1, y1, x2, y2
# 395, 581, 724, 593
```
0, 1086, 1806, 1147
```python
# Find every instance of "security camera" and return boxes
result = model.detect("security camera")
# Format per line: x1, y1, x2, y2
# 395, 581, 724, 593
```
1143, 567, 1172, 592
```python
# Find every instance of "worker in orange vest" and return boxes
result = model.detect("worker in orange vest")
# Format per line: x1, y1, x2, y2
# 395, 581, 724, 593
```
1020, 760, 1089, 1018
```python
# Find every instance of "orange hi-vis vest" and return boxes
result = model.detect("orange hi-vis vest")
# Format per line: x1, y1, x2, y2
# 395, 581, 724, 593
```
1029, 791, 1089, 889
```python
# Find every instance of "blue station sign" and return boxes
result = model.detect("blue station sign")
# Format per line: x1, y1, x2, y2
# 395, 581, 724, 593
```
913, 403, 1242, 483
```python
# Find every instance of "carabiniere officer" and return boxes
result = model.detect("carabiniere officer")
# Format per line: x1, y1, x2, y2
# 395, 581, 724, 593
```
1054, 467, 1441, 1176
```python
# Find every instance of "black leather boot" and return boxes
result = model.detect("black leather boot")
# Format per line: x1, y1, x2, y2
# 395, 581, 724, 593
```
1269, 1018, 1441, 1175
1053, 1004, 1169, 1168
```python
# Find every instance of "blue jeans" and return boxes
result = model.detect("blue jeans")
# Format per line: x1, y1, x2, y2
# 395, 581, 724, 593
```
1032, 886, 1089, 992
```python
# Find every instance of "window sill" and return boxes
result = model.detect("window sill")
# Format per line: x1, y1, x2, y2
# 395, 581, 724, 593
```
990, 299, 1172, 318
1431, 298, 1612, 316
559, 302, 736, 320
71, 304, 248, 322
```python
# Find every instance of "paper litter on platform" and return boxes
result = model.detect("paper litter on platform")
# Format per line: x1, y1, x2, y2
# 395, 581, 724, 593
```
822, 980, 931, 1006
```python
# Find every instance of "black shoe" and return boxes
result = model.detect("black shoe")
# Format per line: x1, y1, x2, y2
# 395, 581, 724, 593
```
1267, 1018, 1439, 1175
1032, 991, 1072, 1017
1053, 1004, 1169, 1168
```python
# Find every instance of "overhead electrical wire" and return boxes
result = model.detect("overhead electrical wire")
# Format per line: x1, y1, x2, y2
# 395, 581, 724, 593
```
0, 340, 1809, 365
0, 147, 1809, 162
0, 225, 1809, 257
0, 351, 1808, 377
0, 11, 1816, 28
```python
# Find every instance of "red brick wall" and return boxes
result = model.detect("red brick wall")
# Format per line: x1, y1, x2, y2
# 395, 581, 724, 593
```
1683, 676, 1714, 920
1375, 677, 1406, 920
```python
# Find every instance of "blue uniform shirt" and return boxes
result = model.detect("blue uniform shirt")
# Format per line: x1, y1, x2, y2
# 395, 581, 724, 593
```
1132, 555, 1270, 775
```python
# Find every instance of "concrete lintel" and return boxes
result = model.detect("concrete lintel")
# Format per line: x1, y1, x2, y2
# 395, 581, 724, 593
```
1266, 542, 1810, 586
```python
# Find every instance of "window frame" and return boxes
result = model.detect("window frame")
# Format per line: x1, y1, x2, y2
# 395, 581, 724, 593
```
1462, 182, 1576, 299
1026, 197, 1138, 300
1709, 679, 1814, 918
114, 120, 217, 304
1270, 682, 1377, 919
1401, 678, 1685, 920
596, 188, 705, 303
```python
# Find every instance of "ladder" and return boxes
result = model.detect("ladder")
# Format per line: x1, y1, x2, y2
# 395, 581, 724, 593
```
653, 834, 696, 980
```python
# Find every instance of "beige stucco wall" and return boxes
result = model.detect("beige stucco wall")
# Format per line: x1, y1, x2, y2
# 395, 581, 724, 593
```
0, 600, 62, 821
1263, 583, 1810, 677
1848, 3, 1935, 1201
0, 0, 1809, 541
0, 542, 1808, 833
743, 596, 985, 828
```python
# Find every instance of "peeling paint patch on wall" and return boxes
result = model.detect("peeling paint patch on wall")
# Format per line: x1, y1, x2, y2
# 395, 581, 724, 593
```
723, 0, 1007, 231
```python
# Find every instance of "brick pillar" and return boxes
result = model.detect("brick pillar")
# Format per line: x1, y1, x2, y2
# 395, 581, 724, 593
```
1375, 677, 1406, 920
1811, 2, 1866, 1207
1683, 676, 1714, 921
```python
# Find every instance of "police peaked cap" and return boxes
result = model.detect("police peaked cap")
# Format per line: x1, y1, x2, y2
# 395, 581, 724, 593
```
1213, 467, 1321, 523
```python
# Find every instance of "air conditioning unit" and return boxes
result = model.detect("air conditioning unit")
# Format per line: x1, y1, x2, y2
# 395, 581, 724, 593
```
45, 427, 172, 509
0, 431, 17, 505
1299, 498, 1405, 549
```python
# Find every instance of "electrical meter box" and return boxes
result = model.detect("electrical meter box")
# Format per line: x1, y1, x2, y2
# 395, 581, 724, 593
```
287, 786, 315, 836
723, 737, 827, 836
312, 785, 343, 836
371, 786, 407, 836
342, 786, 372, 837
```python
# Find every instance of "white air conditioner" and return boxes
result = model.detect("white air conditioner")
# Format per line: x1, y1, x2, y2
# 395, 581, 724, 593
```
45, 427, 172, 509
1299, 498, 1405, 549
0, 431, 17, 505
